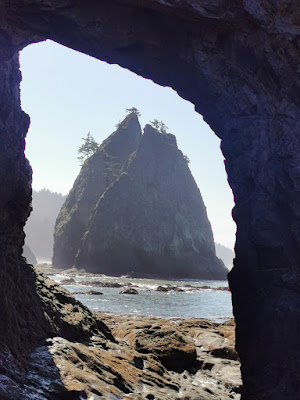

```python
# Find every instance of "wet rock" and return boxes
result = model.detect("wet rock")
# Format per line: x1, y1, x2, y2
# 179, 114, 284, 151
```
1, 310, 239, 399
60, 278, 75, 285
120, 288, 139, 295
81, 281, 122, 288
156, 286, 185, 292
110, 319, 197, 371
172, 287, 185, 292
35, 271, 114, 342
156, 286, 169, 292
72, 290, 103, 296
86, 290, 103, 296
215, 286, 229, 291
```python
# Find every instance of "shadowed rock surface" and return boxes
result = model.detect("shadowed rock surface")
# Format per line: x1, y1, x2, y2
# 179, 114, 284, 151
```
75, 124, 226, 279
0, 311, 241, 399
53, 113, 142, 269
0, 1, 299, 398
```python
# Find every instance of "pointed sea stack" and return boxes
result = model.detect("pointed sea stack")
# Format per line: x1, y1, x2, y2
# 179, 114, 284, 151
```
75, 124, 227, 279
52, 113, 142, 269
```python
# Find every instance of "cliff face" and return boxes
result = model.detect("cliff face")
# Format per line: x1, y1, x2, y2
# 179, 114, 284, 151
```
76, 125, 226, 279
0, 56, 112, 376
52, 114, 142, 269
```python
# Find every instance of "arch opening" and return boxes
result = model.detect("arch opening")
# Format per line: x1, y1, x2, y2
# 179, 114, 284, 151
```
21, 40, 235, 317
0, 2, 299, 399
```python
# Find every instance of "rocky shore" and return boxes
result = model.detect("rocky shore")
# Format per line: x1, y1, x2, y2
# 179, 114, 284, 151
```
4, 312, 241, 399
0, 266, 240, 399
36, 264, 229, 294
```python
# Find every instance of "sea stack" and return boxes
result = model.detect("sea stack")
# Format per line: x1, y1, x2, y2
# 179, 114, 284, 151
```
53, 115, 227, 279
52, 113, 142, 269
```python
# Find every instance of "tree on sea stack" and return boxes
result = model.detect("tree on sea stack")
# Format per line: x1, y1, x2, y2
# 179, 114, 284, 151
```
126, 107, 141, 117
150, 119, 160, 130
150, 119, 168, 134
183, 154, 190, 164
77, 132, 99, 165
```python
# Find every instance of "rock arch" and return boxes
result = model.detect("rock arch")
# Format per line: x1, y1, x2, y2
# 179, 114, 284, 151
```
0, 1, 299, 399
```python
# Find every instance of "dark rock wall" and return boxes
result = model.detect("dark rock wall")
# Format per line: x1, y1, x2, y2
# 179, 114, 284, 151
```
76, 125, 226, 279
0, 56, 114, 377
0, 54, 41, 361
53, 113, 142, 269
0, 1, 299, 398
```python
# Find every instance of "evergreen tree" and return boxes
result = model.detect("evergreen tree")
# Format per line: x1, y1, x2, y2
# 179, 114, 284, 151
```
159, 121, 168, 134
150, 119, 168, 134
150, 119, 160, 129
126, 107, 141, 117
77, 132, 99, 165
183, 154, 190, 164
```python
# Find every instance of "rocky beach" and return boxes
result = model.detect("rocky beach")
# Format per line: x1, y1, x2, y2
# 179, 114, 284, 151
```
1, 264, 240, 399
0, 265, 240, 399
37, 264, 232, 321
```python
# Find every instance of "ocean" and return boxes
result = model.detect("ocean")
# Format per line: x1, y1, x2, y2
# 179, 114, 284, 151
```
50, 272, 233, 322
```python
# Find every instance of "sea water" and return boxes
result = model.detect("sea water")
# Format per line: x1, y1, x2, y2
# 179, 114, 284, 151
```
50, 273, 233, 322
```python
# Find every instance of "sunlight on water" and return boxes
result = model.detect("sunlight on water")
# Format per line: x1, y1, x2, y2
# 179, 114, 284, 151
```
51, 273, 232, 322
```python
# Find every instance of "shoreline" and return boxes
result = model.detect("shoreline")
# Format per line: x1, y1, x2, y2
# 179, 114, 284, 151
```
35, 263, 232, 323
35, 263, 230, 282
1, 265, 240, 399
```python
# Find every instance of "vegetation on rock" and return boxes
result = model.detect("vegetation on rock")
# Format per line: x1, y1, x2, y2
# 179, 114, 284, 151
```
126, 107, 141, 117
150, 119, 168, 134
53, 112, 142, 269
77, 132, 99, 165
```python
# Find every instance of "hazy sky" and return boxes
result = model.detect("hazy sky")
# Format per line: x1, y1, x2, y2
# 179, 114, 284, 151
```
20, 40, 236, 249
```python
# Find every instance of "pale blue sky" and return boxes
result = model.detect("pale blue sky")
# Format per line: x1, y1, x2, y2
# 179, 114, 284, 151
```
20, 40, 235, 249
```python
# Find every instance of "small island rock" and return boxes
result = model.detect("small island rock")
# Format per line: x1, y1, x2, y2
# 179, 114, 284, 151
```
120, 288, 139, 295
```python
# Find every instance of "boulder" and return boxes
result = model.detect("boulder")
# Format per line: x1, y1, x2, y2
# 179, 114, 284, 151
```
111, 320, 197, 371
60, 278, 75, 285
80, 281, 122, 288
120, 288, 139, 295
156, 286, 169, 292
173, 287, 185, 292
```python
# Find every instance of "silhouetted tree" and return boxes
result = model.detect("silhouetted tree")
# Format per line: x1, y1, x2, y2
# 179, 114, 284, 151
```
159, 121, 168, 134
126, 107, 141, 117
183, 154, 190, 164
77, 132, 99, 165
150, 119, 160, 129
150, 119, 168, 134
